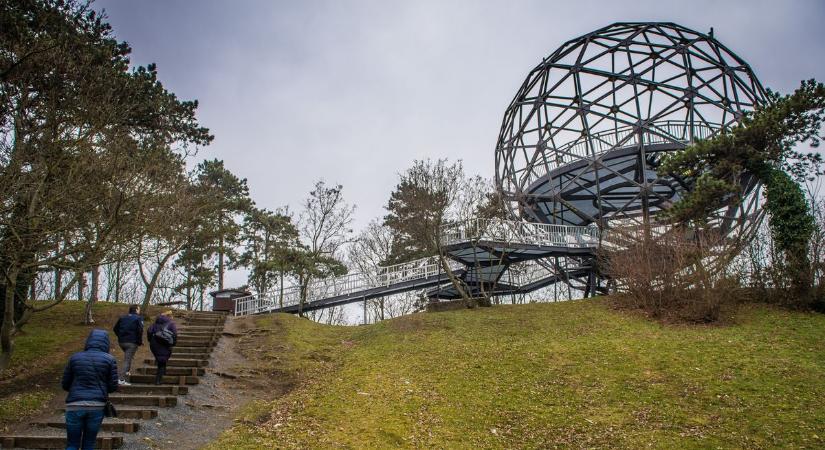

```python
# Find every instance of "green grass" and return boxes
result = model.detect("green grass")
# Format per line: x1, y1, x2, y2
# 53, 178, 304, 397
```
0, 301, 131, 429
209, 300, 825, 449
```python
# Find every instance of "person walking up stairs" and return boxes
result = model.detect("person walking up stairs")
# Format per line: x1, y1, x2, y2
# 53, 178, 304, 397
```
0, 310, 228, 449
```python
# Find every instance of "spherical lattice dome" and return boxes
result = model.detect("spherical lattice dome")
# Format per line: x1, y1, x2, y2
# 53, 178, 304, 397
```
495, 22, 767, 233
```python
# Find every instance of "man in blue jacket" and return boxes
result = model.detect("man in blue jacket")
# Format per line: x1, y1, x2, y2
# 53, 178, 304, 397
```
113, 305, 143, 385
62, 329, 118, 450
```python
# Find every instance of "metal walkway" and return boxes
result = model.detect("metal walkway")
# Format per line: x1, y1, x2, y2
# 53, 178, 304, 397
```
234, 219, 600, 316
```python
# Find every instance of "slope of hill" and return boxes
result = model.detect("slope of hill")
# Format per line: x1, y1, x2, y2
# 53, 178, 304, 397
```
209, 299, 825, 449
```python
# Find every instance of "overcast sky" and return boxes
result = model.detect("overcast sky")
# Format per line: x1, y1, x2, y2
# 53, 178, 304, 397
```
97, 0, 824, 232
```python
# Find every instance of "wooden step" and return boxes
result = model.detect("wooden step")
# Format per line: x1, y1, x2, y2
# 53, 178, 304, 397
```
174, 340, 215, 347
127, 374, 199, 385
0, 435, 122, 449
169, 350, 212, 357
57, 407, 157, 420
176, 325, 224, 331
184, 319, 222, 324
117, 383, 189, 395
176, 336, 219, 342
181, 315, 226, 321
136, 366, 205, 376
177, 331, 219, 337
143, 358, 208, 367
109, 394, 177, 407
33, 419, 140, 433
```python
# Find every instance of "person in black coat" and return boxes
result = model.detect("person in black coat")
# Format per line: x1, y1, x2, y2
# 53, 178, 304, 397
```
147, 311, 177, 385
112, 305, 143, 385
61, 329, 118, 450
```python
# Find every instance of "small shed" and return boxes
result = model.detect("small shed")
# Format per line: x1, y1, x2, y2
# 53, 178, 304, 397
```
209, 288, 252, 313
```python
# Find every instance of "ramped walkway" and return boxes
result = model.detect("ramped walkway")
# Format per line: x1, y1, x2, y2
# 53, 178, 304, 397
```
0, 311, 227, 449
234, 218, 601, 316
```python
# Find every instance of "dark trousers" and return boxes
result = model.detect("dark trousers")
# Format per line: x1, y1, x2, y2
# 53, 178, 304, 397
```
65, 409, 104, 450
119, 342, 138, 379
155, 360, 167, 384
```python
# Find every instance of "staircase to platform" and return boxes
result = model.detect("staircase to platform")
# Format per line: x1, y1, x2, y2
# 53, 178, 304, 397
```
0, 311, 227, 450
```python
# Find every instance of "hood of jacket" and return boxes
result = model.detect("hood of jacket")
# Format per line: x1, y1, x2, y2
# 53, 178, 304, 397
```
154, 315, 172, 326
84, 329, 110, 353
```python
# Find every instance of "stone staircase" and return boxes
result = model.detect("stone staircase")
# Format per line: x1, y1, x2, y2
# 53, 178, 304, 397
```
0, 310, 227, 449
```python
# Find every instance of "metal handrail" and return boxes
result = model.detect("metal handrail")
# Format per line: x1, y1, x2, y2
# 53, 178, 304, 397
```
234, 255, 463, 316
520, 120, 720, 185
440, 218, 600, 248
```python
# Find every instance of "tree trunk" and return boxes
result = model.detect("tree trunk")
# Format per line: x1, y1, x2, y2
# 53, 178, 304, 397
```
114, 261, 121, 302
54, 268, 62, 301
83, 295, 95, 325
140, 252, 175, 317
76, 271, 85, 302
218, 234, 224, 290
186, 264, 192, 311
0, 268, 20, 372
84, 267, 98, 325
90, 266, 99, 302
279, 271, 284, 309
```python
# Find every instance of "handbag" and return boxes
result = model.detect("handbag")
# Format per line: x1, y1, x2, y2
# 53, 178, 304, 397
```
91, 359, 118, 418
104, 400, 118, 418
154, 322, 175, 346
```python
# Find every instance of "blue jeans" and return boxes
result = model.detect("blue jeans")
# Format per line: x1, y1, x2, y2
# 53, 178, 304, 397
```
65, 409, 104, 450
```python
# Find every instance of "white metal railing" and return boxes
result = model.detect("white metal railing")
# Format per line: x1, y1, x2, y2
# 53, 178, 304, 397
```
234, 256, 462, 316
520, 120, 719, 186
440, 218, 600, 249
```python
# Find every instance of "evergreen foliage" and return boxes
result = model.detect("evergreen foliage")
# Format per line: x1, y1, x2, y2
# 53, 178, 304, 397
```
659, 80, 825, 306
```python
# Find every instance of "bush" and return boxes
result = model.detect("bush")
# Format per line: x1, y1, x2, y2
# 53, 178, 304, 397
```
600, 227, 743, 322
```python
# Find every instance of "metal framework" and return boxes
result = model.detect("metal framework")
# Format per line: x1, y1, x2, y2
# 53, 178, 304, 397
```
495, 22, 766, 231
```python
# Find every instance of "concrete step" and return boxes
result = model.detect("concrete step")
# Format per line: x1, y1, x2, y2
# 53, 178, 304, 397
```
127, 374, 199, 385
136, 366, 205, 376
57, 407, 157, 420
0, 435, 122, 449
143, 358, 208, 367
109, 394, 177, 407
33, 419, 140, 433
117, 383, 189, 395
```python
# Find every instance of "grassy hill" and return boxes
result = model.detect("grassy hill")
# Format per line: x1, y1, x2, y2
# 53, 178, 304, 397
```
0, 301, 141, 430
210, 299, 825, 449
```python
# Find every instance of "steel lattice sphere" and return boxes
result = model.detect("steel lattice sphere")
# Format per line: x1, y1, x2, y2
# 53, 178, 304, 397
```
495, 22, 767, 236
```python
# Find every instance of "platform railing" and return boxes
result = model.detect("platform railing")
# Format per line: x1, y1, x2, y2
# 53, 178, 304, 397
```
440, 218, 600, 249
521, 120, 720, 185
234, 256, 463, 316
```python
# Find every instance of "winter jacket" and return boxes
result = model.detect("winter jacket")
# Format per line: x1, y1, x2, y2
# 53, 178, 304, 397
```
113, 313, 144, 346
61, 329, 118, 404
147, 315, 178, 363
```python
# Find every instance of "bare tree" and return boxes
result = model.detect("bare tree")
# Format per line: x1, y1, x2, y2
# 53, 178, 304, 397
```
295, 180, 355, 316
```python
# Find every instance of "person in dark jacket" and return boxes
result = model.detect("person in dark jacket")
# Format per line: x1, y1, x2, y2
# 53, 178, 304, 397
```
61, 329, 118, 450
112, 305, 143, 385
147, 311, 177, 385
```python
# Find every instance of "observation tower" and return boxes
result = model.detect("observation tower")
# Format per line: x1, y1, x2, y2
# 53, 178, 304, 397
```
235, 22, 769, 315
496, 22, 766, 234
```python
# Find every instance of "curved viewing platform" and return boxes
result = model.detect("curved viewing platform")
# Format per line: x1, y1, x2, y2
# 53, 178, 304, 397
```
509, 120, 720, 189
440, 218, 600, 249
